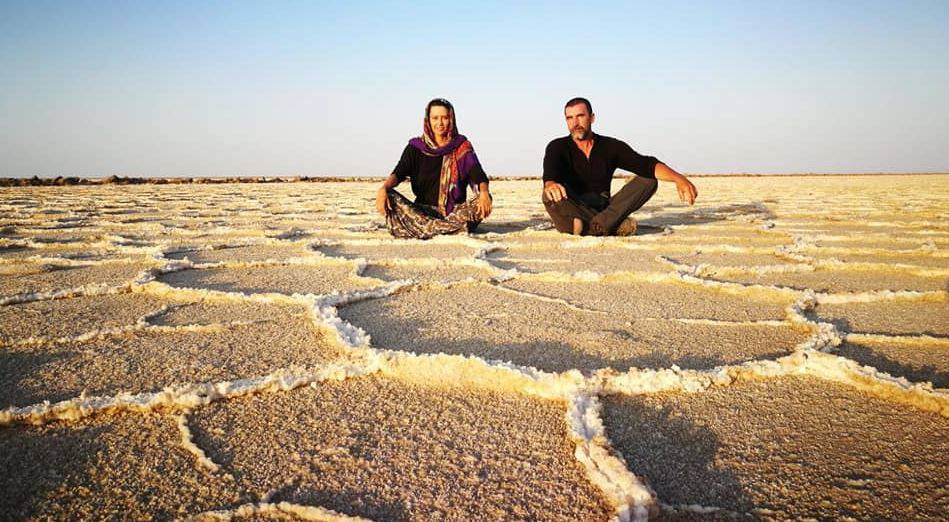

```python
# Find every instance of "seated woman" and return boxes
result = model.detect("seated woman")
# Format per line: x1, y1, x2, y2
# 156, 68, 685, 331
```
375, 98, 492, 239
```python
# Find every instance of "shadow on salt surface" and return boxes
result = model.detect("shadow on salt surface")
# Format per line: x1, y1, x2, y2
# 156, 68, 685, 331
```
361, 264, 496, 284
338, 283, 808, 373
314, 242, 479, 261
163, 243, 315, 264
0, 245, 30, 258
601, 376, 949, 520
709, 267, 948, 293
146, 299, 309, 327
813, 300, 949, 337
664, 251, 797, 268
187, 374, 614, 521
486, 245, 671, 274
500, 279, 793, 322
0, 262, 152, 297
599, 396, 754, 519
157, 265, 376, 296
475, 217, 552, 234
804, 251, 949, 269
836, 340, 948, 388
0, 350, 71, 407
639, 202, 775, 228
0, 412, 243, 519
0, 292, 168, 342
0, 318, 344, 408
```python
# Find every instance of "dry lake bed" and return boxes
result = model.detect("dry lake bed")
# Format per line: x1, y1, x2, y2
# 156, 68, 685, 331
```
1, 175, 947, 520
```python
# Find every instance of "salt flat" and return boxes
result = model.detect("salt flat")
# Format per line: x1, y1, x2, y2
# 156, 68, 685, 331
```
1, 175, 947, 520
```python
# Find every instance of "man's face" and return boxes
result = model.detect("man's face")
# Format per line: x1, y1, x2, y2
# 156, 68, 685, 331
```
429, 106, 452, 138
565, 104, 594, 141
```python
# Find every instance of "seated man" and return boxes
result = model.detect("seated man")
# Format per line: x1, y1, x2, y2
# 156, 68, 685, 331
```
542, 97, 697, 236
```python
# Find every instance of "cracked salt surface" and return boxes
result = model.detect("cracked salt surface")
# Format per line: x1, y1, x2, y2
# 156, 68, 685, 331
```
1, 175, 947, 520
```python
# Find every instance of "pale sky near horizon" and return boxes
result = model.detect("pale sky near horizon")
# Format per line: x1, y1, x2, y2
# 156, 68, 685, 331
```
1, 0, 947, 178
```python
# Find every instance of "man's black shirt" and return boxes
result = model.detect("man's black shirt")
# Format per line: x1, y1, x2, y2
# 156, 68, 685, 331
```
392, 145, 488, 207
542, 134, 659, 197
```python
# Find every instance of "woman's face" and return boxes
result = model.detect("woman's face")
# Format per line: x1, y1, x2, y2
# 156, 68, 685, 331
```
428, 105, 452, 138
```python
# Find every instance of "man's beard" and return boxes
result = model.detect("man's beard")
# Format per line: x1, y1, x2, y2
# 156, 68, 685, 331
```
572, 127, 591, 140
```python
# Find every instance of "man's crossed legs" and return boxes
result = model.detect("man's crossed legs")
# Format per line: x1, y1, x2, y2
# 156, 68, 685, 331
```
543, 176, 658, 236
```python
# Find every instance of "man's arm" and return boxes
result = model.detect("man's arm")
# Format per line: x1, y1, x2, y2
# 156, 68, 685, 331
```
542, 140, 568, 202
614, 140, 697, 206
654, 163, 697, 206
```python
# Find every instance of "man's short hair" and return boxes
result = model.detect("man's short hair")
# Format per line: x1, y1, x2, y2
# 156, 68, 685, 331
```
564, 97, 593, 114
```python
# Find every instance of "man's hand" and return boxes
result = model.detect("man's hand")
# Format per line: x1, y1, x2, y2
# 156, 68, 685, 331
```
654, 164, 698, 206
477, 191, 493, 218
675, 177, 697, 206
543, 181, 567, 203
375, 186, 390, 216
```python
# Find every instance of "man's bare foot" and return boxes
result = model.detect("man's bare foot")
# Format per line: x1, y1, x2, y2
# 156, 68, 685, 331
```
572, 217, 584, 235
615, 217, 638, 237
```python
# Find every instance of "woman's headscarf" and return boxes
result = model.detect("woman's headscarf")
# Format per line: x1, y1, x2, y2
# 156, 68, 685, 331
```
408, 98, 482, 216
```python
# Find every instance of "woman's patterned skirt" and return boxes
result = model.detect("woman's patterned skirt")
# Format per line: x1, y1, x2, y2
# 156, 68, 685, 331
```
384, 189, 482, 240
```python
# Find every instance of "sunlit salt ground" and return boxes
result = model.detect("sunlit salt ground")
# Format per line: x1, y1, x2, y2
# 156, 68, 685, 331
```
1, 175, 947, 520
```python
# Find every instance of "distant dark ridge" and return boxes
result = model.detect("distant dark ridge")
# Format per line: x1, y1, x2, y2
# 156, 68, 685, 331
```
0, 175, 385, 187
3, 172, 946, 187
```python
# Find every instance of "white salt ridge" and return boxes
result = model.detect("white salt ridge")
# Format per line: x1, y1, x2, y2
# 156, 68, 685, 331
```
517, 270, 673, 285
601, 351, 949, 417
700, 263, 816, 277
815, 288, 947, 304
799, 244, 948, 257
0, 255, 152, 269
672, 272, 801, 301
184, 256, 359, 271
661, 253, 817, 278
316, 281, 414, 350
804, 351, 949, 415
188, 501, 374, 521
0, 362, 376, 426
661, 502, 748, 517
810, 258, 949, 277
568, 392, 656, 522
176, 412, 223, 473
0, 281, 126, 306
659, 316, 797, 329
311, 234, 487, 250
784, 291, 843, 352
844, 332, 949, 347
6, 319, 267, 348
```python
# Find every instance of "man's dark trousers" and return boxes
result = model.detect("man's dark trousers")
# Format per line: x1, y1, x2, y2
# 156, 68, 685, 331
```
543, 176, 658, 235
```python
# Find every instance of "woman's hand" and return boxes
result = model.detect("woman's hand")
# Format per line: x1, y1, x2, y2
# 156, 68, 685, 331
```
376, 186, 390, 216
477, 190, 493, 218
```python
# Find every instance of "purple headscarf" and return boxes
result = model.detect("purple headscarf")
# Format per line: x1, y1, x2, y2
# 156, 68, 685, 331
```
408, 99, 483, 215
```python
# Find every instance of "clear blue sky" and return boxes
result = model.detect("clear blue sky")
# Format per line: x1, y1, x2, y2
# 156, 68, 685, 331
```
1, 0, 947, 177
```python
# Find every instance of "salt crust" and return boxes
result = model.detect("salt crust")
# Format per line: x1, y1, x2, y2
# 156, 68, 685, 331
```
845, 333, 949, 347
3, 209, 948, 521
187, 501, 372, 521
176, 412, 223, 473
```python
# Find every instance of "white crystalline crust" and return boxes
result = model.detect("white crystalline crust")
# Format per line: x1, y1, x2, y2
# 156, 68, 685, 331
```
176, 412, 223, 473
188, 501, 373, 521
2, 178, 948, 520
